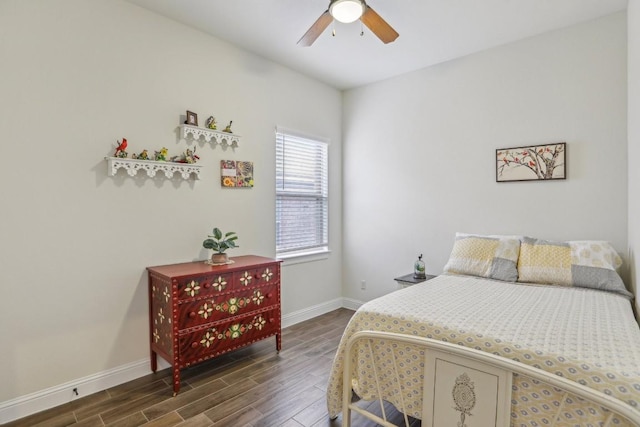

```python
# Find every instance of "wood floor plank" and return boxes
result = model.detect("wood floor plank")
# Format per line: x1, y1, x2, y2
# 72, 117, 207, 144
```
107, 371, 172, 399
280, 419, 305, 427
74, 380, 172, 421
200, 378, 282, 423
181, 356, 256, 390
248, 353, 315, 385
142, 411, 184, 427
70, 415, 105, 427
217, 354, 284, 385
252, 385, 326, 427
249, 378, 325, 427
29, 411, 77, 427
205, 406, 263, 427
292, 395, 333, 427
175, 378, 258, 420
142, 379, 226, 421
100, 390, 171, 425
173, 413, 213, 427
104, 411, 148, 427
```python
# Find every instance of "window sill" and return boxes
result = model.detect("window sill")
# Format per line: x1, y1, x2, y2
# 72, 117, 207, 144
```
277, 249, 330, 266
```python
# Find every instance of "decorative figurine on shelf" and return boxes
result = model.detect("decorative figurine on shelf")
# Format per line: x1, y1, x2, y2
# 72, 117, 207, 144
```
170, 147, 200, 164
184, 147, 199, 164
414, 254, 426, 279
132, 149, 149, 160
223, 120, 233, 133
206, 116, 217, 130
114, 138, 128, 158
154, 147, 168, 161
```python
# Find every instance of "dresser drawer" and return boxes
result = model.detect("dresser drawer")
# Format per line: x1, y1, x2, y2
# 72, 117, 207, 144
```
233, 265, 279, 288
177, 272, 234, 300
178, 307, 280, 366
178, 284, 279, 328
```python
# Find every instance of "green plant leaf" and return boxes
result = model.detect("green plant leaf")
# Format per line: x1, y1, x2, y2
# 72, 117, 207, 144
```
213, 228, 222, 240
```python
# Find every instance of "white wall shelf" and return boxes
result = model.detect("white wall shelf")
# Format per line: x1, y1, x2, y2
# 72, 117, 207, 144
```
180, 124, 240, 146
105, 157, 202, 180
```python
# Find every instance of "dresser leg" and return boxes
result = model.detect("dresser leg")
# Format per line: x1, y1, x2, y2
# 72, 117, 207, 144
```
276, 333, 282, 352
150, 350, 157, 373
172, 367, 181, 395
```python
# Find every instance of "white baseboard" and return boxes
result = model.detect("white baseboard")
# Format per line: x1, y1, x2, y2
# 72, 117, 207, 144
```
0, 358, 153, 424
0, 297, 360, 424
341, 297, 363, 311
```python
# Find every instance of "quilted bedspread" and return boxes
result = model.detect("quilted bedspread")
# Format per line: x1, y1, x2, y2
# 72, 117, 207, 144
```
326, 274, 640, 426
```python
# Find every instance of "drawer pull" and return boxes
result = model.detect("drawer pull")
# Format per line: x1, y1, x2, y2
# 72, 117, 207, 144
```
189, 312, 196, 318
267, 293, 273, 298
191, 342, 198, 349
203, 283, 211, 289
270, 318, 275, 323
254, 274, 261, 279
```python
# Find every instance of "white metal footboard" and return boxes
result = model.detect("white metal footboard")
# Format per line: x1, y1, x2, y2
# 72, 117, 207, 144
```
342, 331, 640, 427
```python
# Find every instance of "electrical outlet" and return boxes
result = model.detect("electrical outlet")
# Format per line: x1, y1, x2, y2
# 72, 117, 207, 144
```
360, 280, 366, 290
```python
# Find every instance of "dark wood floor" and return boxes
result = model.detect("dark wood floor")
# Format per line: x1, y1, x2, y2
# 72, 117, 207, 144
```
4, 308, 418, 427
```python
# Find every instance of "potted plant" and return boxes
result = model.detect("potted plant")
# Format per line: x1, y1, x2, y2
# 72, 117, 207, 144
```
203, 228, 239, 264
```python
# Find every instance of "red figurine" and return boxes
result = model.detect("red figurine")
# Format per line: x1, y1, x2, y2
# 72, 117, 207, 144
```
114, 138, 128, 158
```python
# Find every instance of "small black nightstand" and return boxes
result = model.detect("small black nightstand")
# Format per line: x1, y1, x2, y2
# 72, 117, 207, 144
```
394, 273, 437, 289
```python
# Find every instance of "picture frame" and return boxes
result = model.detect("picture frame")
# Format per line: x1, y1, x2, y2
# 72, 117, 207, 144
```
496, 142, 566, 182
221, 160, 254, 188
185, 110, 198, 127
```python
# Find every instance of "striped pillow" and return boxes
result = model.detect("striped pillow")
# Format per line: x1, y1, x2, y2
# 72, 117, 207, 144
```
517, 237, 631, 298
443, 233, 520, 282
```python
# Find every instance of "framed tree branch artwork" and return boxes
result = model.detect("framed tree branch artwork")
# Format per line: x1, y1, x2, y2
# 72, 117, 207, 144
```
496, 142, 566, 182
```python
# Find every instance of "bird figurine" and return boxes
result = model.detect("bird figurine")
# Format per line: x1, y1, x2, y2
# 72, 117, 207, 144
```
132, 149, 149, 160
114, 138, 128, 158
206, 116, 217, 130
223, 121, 233, 133
154, 147, 168, 161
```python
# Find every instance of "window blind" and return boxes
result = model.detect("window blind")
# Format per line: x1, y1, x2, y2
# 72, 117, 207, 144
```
275, 128, 328, 255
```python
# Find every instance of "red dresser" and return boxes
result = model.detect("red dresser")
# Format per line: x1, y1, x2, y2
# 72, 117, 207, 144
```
147, 255, 282, 394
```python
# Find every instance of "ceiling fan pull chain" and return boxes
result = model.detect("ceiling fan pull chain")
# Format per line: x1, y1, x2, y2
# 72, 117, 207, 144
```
360, 21, 364, 37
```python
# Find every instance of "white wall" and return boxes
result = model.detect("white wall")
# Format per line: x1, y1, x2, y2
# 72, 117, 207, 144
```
342, 13, 628, 301
629, 0, 640, 318
0, 0, 342, 405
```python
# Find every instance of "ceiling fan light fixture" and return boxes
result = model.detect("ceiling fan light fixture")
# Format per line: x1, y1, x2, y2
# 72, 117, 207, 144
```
329, 0, 365, 24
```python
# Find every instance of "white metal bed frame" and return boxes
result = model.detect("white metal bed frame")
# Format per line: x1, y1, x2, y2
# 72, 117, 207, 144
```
342, 331, 640, 427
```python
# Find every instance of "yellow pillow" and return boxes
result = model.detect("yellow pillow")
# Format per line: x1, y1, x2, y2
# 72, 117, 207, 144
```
444, 233, 520, 282
518, 240, 572, 285
517, 237, 630, 298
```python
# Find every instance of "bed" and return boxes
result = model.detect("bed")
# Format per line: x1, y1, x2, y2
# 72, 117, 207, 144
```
326, 234, 640, 426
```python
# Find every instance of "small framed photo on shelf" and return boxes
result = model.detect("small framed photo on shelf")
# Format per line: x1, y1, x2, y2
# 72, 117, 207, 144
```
185, 110, 198, 126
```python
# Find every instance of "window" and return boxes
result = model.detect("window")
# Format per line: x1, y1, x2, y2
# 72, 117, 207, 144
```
275, 127, 329, 257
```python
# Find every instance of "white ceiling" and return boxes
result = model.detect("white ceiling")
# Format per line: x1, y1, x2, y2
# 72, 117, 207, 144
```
124, 0, 628, 90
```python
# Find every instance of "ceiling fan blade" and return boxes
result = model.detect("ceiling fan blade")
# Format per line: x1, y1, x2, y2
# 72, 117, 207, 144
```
297, 10, 333, 46
360, 5, 399, 44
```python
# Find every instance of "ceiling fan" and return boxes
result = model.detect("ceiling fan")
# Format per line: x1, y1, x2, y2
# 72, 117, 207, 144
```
298, 0, 399, 47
